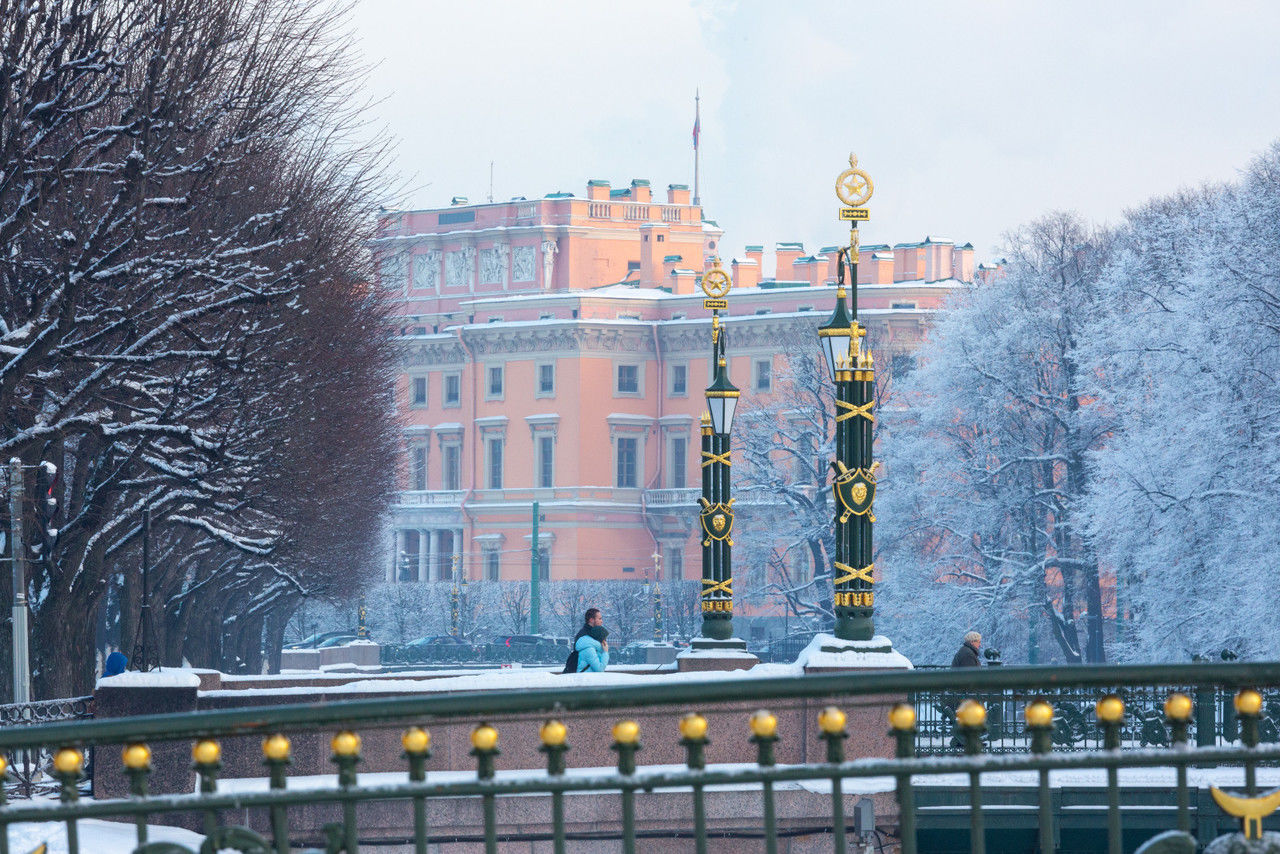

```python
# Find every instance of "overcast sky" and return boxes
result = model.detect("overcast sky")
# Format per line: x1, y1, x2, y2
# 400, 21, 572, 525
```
350, 1, 1280, 269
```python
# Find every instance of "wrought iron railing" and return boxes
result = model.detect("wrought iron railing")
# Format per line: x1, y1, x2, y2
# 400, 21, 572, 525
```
0, 696, 93, 800
2, 664, 1280, 853
910, 682, 1280, 755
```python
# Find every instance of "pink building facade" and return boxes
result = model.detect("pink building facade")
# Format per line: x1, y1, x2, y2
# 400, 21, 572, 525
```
378, 180, 980, 591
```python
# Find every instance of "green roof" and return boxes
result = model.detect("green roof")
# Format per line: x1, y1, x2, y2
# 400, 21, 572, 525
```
544, 191, 574, 198
587, 179, 610, 186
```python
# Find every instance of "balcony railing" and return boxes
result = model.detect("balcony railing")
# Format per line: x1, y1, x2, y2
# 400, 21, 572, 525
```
396, 490, 465, 506
642, 487, 700, 507
4, 663, 1280, 853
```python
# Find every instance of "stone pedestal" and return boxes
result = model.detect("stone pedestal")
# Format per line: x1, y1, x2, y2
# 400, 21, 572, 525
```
797, 633, 912, 673
675, 637, 760, 672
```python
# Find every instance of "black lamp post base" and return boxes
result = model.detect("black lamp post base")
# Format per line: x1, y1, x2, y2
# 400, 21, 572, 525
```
699, 615, 734, 641
678, 634, 758, 672
835, 614, 874, 642
689, 636, 748, 652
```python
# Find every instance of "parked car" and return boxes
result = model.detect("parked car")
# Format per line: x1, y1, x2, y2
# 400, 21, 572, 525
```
614, 641, 681, 665
284, 630, 356, 650
484, 634, 570, 664
398, 635, 476, 664
316, 634, 360, 648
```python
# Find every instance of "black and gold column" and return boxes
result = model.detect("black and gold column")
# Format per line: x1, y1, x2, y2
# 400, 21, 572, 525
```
698, 260, 739, 642
825, 154, 877, 642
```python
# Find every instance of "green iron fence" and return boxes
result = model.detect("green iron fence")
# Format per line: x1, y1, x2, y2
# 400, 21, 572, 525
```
910, 682, 1280, 755
2, 663, 1280, 853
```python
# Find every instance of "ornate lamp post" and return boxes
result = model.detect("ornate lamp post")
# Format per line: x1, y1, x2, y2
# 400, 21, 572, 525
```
697, 260, 740, 644
821, 154, 878, 642
651, 551, 664, 641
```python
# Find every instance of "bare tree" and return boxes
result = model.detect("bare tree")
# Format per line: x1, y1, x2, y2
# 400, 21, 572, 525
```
0, 0, 397, 694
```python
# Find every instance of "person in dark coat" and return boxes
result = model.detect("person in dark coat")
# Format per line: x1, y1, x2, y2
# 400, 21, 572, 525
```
951, 631, 982, 668
946, 631, 982, 747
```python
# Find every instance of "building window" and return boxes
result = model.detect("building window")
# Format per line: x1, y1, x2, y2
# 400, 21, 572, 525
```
622, 565, 636, 573
754, 359, 772, 393
665, 547, 684, 582
537, 547, 551, 581
487, 365, 504, 399
538, 435, 554, 488
410, 376, 427, 407
443, 373, 461, 407
443, 443, 461, 490
487, 437, 504, 489
892, 352, 917, 379
616, 437, 638, 488
410, 444, 427, 491
485, 551, 500, 581
616, 364, 640, 395
754, 308, 771, 315
537, 362, 555, 396
669, 364, 687, 396
668, 436, 687, 488
891, 301, 917, 309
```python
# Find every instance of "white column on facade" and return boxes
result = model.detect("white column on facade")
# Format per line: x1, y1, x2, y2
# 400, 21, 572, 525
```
394, 529, 408, 583
417, 529, 429, 582
428, 529, 440, 582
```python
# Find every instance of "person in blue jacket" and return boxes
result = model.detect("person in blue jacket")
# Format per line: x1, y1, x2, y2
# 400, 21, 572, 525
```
575, 609, 610, 672
102, 651, 128, 677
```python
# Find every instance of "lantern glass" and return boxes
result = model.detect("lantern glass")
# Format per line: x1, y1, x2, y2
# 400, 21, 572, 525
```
818, 289, 854, 381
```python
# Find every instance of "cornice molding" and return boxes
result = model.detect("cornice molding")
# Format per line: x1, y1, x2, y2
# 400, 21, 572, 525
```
403, 339, 467, 367
460, 324, 656, 357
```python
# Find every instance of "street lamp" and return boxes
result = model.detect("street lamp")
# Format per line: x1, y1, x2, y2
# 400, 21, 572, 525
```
697, 259, 739, 644
817, 279, 854, 382
822, 153, 879, 642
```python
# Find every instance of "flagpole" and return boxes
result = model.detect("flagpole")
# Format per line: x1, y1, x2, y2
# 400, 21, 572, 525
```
693, 89, 701, 207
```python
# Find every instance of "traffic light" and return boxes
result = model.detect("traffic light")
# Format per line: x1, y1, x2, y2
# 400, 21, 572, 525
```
32, 461, 59, 561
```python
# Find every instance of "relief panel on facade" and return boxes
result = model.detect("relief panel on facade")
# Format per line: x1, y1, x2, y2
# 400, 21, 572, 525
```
412, 250, 441, 290
511, 246, 536, 282
446, 249, 474, 288
479, 246, 509, 285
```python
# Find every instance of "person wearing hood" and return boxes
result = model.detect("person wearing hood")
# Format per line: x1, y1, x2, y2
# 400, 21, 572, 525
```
102, 651, 128, 678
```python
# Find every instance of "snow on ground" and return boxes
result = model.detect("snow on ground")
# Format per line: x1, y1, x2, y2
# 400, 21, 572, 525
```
212, 762, 1280, 799
214, 762, 896, 797
5, 819, 205, 854
201, 662, 807, 698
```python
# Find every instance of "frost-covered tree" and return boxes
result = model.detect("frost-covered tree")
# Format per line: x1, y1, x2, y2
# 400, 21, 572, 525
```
877, 213, 1112, 664
1080, 143, 1280, 661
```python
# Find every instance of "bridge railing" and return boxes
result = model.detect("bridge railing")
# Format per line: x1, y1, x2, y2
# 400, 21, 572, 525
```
2, 663, 1280, 853
910, 681, 1279, 755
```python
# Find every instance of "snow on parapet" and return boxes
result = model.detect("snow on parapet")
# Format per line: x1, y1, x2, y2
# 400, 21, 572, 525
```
97, 670, 201, 689
795, 634, 913, 670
